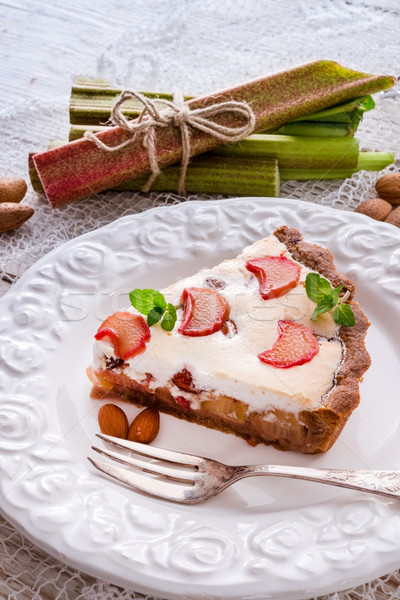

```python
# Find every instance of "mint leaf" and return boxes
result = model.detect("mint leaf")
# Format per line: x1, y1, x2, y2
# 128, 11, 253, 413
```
147, 307, 164, 326
153, 292, 166, 311
305, 273, 333, 303
333, 303, 355, 327
310, 285, 344, 320
129, 289, 176, 331
161, 303, 177, 332
310, 293, 338, 320
330, 284, 343, 304
129, 289, 160, 315
306, 273, 354, 327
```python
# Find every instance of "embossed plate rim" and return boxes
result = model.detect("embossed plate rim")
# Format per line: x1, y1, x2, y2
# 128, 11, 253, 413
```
1, 197, 400, 600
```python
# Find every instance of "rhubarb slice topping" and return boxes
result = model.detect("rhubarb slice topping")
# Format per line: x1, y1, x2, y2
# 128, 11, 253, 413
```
259, 320, 319, 368
178, 287, 229, 336
95, 311, 150, 360
246, 255, 300, 299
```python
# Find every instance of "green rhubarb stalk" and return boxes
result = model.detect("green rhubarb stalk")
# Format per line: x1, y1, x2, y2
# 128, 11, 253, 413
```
28, 154, 41, 191
29, 153, 280, 196
123, 155, 280, 196
273, 121, 356, 137
292, 95, 375, 122
266, 96, 374, 136
70, 77, 193, 125
280, 151, 394, 180
211, 134, 360, 169
355, 151, 395, 170
69, 124, 105, 141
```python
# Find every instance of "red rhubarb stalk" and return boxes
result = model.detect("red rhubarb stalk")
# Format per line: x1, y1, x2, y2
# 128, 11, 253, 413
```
33, 61, 395, 207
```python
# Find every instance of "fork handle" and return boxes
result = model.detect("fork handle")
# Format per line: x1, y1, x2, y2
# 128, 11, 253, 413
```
235, 464, 400, 499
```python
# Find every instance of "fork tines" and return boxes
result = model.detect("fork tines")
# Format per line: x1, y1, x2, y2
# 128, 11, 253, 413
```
89, 433, 203, 503
95, 432, 202, 466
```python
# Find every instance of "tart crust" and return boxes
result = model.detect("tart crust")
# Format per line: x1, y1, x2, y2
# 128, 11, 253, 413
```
274, 225, 371, 451
89, 226, 371, 453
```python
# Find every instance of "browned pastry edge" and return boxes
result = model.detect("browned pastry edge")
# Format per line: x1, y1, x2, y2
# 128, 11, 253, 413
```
274, 225, 371, 451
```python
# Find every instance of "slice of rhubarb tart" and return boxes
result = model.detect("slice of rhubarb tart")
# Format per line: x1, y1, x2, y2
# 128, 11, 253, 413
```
87, 226, 370, 454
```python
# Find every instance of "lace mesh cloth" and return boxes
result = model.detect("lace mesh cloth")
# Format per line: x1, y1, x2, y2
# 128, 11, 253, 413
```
0, 0, 400, 598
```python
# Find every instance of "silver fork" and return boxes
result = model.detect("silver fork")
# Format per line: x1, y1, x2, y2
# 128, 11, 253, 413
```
89, 433, 400, 504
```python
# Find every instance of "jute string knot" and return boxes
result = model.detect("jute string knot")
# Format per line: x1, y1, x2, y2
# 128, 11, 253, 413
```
84, 89, 256, 195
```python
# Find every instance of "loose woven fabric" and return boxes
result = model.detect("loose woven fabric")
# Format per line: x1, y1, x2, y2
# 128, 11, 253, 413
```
0, 0, 400, 598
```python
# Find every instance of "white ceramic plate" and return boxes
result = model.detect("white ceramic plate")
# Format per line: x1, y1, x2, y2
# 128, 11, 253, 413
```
1, 197, 400, 600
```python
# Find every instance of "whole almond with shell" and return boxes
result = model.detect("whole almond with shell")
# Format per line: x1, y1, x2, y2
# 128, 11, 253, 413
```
0, 177, 27, 203
0, 202, 34, 233
375, 173, 400, 204
128, 407, 160, 444
98, 403, 129, 439
354, 198, 392, 221
385, 206, 400, 228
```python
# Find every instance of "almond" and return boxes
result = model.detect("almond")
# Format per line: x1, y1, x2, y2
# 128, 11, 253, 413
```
375, 173, 400, 204
0, 177, 27, 203
0, 202, 34, 233
385, 206, 400, 228
98, 403, 129, 438
354, 198, 392, 221
128, 407, 160, 444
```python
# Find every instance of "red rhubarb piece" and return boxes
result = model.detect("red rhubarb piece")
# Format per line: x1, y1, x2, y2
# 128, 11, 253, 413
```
95, 311, 150, 360
259, 320, 319, 368
175, 396, 192, 411
173, 369, 199, 393
246, 255, 300, 300
178, 287, 229, 336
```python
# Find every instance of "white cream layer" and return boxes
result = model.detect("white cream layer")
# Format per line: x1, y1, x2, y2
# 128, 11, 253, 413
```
93, 236, 343, 414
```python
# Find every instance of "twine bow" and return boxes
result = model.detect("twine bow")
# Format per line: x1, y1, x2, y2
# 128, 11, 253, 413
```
84, 90, 256, 195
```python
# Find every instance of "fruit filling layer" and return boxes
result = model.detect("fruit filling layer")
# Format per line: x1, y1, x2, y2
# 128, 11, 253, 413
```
93, 236, 343, 415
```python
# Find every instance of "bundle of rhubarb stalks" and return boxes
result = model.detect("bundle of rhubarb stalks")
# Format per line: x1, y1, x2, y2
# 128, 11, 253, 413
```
29, 61, 396, 205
